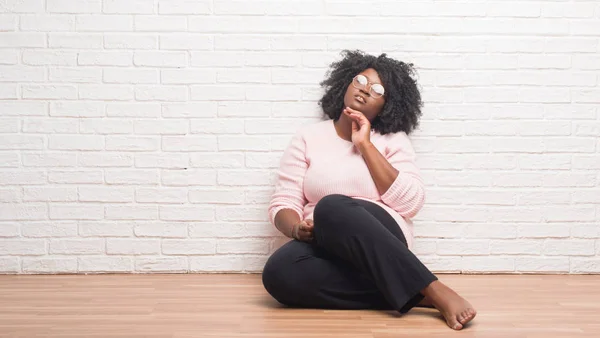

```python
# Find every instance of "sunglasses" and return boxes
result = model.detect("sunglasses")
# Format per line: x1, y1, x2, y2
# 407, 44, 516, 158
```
352, 74, 385, 99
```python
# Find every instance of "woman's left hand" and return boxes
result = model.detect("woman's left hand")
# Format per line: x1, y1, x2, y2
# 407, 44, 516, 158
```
343, 107, 372, 148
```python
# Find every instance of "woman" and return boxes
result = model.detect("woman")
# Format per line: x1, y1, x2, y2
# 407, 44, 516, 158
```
261, 50, 476, 330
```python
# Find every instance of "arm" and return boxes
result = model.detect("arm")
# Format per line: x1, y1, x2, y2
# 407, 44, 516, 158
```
359, 133, 425, 219
268, 131, 309, 238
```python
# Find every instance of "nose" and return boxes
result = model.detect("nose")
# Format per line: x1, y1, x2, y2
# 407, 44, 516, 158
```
359, 87, 370, 97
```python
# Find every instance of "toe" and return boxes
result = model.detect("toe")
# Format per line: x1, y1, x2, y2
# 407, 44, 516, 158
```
448, 317, 463, 331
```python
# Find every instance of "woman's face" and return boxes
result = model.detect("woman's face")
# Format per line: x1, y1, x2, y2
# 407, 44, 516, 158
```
343, 68, 386, 122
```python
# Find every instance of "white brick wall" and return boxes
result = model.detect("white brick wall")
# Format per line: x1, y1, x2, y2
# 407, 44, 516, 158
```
0, 0, 599, 274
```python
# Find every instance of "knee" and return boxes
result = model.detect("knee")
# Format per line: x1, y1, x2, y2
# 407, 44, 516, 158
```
314, 194, 351, 226
262, 252, 296, 305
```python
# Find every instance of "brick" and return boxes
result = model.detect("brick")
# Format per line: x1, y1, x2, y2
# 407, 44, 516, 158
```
134, 222, 187, 238
76, 15, 133, 32
247, 153, 283, 169
78, 51, 132, 66
135, 15, 187, 32
162, 69, 216, 84
162, 239, 215, 255
0, 223, 19, 237
106, 136, 158, 152
49, 239, 104, 255
218, 102, 270, 117
135, 85, 187, 101
0, 204, 47, 220
573, 156, 600, 170
80, 119, 133, 134
0, 118, 18, 133
134, 51, 187, 68
47, 0, 101, 13
216, 206, 268, 222
189, 16, 295, 33
463, 224, 517, 239
159, 206, 214, 221
0, 0, 44, 13
573, 190, 600, 204
78, 257, 132, 272
23, 186, 77, 202
49, 67, 102, 83
0, 32, 45, 47
78, 187, 134, 203
22, 50, 76, 65
105, 205, 158, 220
135, 257, 188, 272
158, 0, 211, 14
48, 170, 103, 184
0, 84, 16, 99
246, 119, 315, 135
245, 189, 273, 204
0, 257, 19, 273
541, 3, 596, 18
0, 153, 18, 167
573, 88, 600, 103
273, 35, 327, 51
79, 85, 134, 101
543, 173, 596, 187
105, 169, 159, 185
490, 240, 543, 255
436, 240, 490, 256
21, 222, 77, 237
104, 34, 157, 49
545, 137, 596, 153
189, 153, 243, 168
0, 170, 46, 184
104, 68, 158, 84
160, 34, 212, 50
49, 204, 103, 220
135, 188, 187, 203
50, 101, 104, 117
22, 119, 74, 134
218, 170, 274, 186
190, 255, 268, 272
189, 222, 244, 238
22, 85, 77, 100
246, 52, 300, 67
107, 103, 160, 118
516, 257, 569, 273
492, 173, 543, 187
518, 191, 571, 205
135, 153, 188, 169
544, 207, 596, 222
0, 239, 45, 255
0, 135, 42, 150
215, 35, 270, 51
418, 256, 462, 273
190, 52, 244, 67
23, 258, 77, 273
461, 256, 515, 273
191, 119, 244, 134
0, 15, 16, 31
543, 239, 595, 256
0, 188, 20, 202
162, 136, 217, 152
107, 239, 160, 255
189, 189, 244, 204
217, 239, 269, 254
162, 102, 217, 118
190, 85, 245, 101
78, 152, 133, 167
218, 136, 270, 151
571, 258, 600, 273
49, 33, 103, 48
79, 221, 133, 237
435, 172, 492, 187
103, 0, 154, 14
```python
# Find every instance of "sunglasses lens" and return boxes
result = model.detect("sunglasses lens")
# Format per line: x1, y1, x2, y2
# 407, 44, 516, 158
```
372, 84, 384, 97
355, 75, 368, 86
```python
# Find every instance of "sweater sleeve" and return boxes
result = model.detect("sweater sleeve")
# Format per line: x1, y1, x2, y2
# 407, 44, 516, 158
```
268, 130, 309, 227
380, 132, 426, 219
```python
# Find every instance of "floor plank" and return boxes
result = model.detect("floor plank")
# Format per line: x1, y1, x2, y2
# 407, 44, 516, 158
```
0, 274, 598, 337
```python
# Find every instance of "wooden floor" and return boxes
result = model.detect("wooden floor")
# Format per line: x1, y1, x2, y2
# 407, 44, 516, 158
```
0, 274, 599, 337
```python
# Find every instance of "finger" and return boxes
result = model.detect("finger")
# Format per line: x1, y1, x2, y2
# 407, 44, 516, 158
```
305, 219, 314, 226
345, 107, 364, 117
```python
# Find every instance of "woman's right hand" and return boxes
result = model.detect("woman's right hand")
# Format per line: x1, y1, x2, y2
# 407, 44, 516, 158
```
292, 219, 314, 242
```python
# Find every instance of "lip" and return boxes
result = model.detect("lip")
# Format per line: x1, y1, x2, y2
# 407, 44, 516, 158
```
354, 95, 366, 104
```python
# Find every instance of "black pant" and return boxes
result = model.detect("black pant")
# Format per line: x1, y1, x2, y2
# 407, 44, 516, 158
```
262, 194, 438, 313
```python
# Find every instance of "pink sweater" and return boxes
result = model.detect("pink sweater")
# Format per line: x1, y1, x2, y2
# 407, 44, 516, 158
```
268, 119, 426, 250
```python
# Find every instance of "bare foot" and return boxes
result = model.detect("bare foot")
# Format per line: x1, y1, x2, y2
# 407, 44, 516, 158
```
416, 296, 435, 308
420, 280, 477, 330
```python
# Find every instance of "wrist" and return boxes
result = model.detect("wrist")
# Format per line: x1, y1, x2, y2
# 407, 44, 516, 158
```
357, 141, 374, 153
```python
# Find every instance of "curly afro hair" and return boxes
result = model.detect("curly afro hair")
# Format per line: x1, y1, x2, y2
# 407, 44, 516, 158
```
318, 50, 423, 135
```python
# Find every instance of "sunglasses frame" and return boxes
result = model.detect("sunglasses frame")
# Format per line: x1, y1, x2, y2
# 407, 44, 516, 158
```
352, 74, 385, 99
